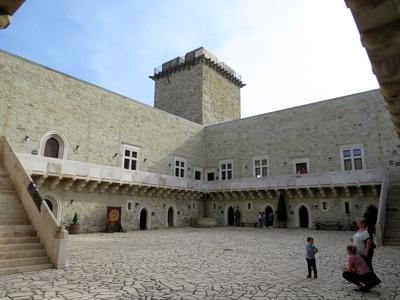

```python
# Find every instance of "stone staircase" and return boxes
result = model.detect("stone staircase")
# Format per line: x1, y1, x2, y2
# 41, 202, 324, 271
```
0, 166, 52, 275
384, 182, 400, 246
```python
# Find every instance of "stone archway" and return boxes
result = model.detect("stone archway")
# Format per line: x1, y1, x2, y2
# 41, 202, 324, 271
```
42, 194, 62, 223
167, 206, 174, 227
299, 206, 309, 228
139, 208, 148, 230
265, 206, 273, 227
40, 131, 68, 159
227, 206, 235, 226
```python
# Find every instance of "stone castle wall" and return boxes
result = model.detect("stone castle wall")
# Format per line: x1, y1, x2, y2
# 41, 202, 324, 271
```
40, 186, 204, 232
202, 63, 241, 125
154, 63, 204, 124
204, 90, 400, 177
0, 51, 205, 177
206, 190, 379, 228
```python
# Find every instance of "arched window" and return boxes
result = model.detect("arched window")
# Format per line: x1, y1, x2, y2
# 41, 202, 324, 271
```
40, 131, 68, 159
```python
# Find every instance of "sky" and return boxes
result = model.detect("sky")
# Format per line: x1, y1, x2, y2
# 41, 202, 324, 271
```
0, 1, 378, 118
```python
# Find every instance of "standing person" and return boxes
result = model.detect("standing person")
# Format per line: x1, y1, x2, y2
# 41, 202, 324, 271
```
305, 237, 318, 279
258, 212, 262, 228
261, 211, 266, 228
352, 218, 375, 271
342, 245, 380, 291
234, 207, 241, 227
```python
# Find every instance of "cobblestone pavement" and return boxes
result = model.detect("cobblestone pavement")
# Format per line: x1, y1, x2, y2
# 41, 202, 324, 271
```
0, 228, 399, 300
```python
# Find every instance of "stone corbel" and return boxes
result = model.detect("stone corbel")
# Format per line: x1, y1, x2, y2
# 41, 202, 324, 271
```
344, 186, 352, 197
76, 179, 89, 192
99, 181, 112, 193
331, 186, 338, 198
318, 187, 326, 198
307, 188, 314, 198
87, 181, 100, 193
296, 188, 303, 199
49, 176, 62, 190
35, 174, 48, 188
62, 178, 76, 191
357, 185, 364, 197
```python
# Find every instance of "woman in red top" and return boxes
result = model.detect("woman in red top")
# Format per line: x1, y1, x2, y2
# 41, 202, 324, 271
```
342, 245, 371, 291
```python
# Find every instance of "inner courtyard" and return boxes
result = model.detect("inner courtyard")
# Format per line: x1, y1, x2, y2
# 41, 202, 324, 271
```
1, 228, 399, 300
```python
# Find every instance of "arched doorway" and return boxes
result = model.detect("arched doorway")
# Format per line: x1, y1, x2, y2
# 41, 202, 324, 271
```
139, 209, 147, 230
44, 199, 53, 212
42, 196, 61, 222
364, 205, 378, 233
40, 131, 68, 159
265, 206, 273, 227
299, 206, 309, 228
44, 138, 60, 158
227, 206, 235, 226
167, 207, 174, 227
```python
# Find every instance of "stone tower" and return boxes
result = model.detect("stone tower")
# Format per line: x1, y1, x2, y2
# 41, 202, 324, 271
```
150, 47, 245, 126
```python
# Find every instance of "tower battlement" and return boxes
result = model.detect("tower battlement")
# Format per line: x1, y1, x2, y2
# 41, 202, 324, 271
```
151, 47, 245, 126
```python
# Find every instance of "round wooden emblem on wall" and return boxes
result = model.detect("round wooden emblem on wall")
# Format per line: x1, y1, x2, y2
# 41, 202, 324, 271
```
108, 209, 120, 224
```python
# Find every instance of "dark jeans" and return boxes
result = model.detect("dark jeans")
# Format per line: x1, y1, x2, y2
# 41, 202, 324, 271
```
306, 258, 317, 276
362, 255, 373, 271
342, 271, 369, 286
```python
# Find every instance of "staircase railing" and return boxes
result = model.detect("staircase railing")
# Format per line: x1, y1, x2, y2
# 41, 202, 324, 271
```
375, 171, 389, 246
0, 136, 68, 268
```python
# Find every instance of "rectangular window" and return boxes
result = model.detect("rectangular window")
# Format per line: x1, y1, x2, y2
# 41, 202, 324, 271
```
220, 160, 233, 180
292, 158, 310, 175
340, 145, 365, 171
253, 156, 268, 178
322, 202, 327, 210
207, 172, 215, 181
122, 144, 140, 171
174, 157, 186, 178
344, 202, 350, 213
194, 167, 203, 181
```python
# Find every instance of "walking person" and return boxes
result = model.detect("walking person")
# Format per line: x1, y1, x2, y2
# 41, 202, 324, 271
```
305, 237, 318, 279
352, 218, 375, 271
258, 212, 262, 228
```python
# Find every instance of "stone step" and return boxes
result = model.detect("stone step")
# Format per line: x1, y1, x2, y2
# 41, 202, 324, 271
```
0, 188, 15, 194
0, 211, 27, 217
0, 256, 49, 268
383, 238, 400, 246
0, 193, 18, 202
0, 217, 30, 225
0, 248, 46, 260
0, 225, 35, 238
0, 236, 40, 245
0, 263, 52, 276
0, 243, 43, 252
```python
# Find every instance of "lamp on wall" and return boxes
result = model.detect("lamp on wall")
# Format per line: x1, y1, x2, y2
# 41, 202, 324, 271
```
24, 135, 30, 142
143, 158, 147, 162
113, 153, 119, 158
283, 161, 287, 166
75, 145, 80, 151
168, 163, 171, 167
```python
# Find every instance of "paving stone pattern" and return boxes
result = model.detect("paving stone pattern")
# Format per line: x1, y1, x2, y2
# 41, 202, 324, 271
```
0, 228, 399, 300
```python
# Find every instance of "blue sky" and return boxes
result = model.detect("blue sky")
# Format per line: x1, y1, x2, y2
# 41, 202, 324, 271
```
0, 1, 378, 117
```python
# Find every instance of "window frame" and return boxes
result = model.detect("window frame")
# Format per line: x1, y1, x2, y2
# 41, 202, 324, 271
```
174, 156, 187, 178
339, 144, 365, 172
292, 158, 310, 175
121, 144, 140, 171
253, 155, 269, 178
194, 167, 203, 181
219, 159, 233, 181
